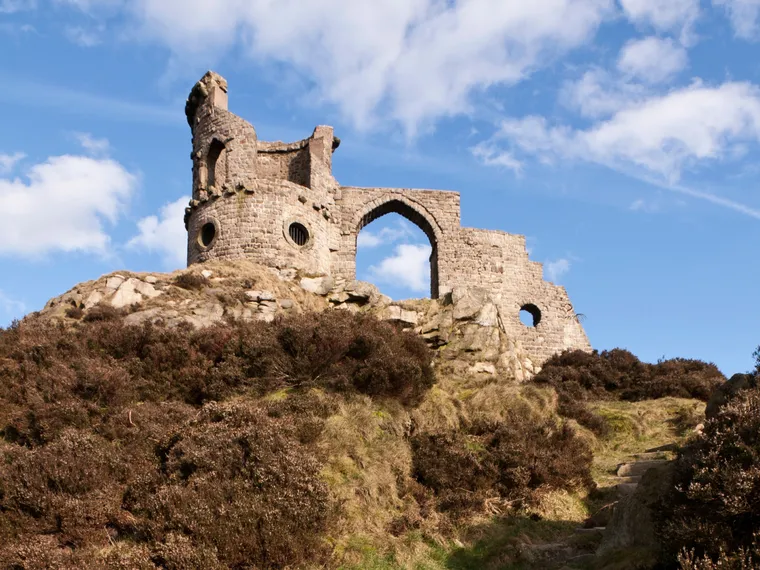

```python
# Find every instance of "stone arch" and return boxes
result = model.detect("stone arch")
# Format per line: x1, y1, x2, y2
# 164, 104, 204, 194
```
206, 138, 227, 189
353, 194, 444, 299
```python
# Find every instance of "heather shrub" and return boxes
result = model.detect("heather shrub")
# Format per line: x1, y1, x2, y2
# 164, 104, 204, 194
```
532, 349, 724, 434
411, 405, 594, 517
82, 303, 124, 322
121, 402, 335, 568
656, 385, 760, 568
65, 304, 84, 319
0, 310, 432, 568
172, 272, 210, 290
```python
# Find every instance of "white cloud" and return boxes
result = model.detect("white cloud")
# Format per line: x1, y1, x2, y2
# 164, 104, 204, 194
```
357, 220, 417, 248
619, 0, 700, 42
61, 0, 614, 134
544, 258, 570, 282
630, 198, 660, 212
65, 25, 103, 47
0, 0, 35, 13
74, 132, 110, 156
485, 81, 760, 182
126, 196, 189, 269
560, 68, 648, 118
0, 152, 25, 174
368, 243, 432, 293
0, 152, 136, 257
713, 0, 760, 39
470, 142, 523, 173
617, 37, 688, 83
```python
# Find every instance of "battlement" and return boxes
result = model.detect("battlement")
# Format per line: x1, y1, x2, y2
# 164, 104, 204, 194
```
183, 72, 591, 365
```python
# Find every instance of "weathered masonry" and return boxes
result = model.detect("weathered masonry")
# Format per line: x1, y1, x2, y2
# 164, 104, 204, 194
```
184, 71, 591, 363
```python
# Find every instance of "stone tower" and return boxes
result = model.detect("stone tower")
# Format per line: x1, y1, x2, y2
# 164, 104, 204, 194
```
184, 71, 591, 364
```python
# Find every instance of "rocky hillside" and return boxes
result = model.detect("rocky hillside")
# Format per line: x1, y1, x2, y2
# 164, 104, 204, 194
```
36, 260, 540, 381
3, 261, 751, 570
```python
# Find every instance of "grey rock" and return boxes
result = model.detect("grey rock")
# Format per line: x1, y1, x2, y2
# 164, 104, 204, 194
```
706, 373, 758, 419
110, 279, 143, 309
344, 281, 379, 303
300, 276, 334, 296
598, 462, 674, 559
84, 291, 104, 309
106, 276, 125, 291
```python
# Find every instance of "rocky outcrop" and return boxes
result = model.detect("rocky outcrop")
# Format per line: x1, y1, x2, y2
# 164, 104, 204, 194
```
597, 461, 674, 561
705, 372, 758, 420
32, 260, 541, 381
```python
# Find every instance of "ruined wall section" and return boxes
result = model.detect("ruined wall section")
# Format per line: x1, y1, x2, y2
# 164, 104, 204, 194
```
189, 80, 258, 200
183, 70, 591, 365
257, 140, 311, 188
333, 187, 461, 298
187, 179, 333, 275
449, 228, 590, 361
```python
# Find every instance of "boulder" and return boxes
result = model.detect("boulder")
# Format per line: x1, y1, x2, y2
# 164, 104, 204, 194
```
110, 279, 143, 309
244, 290, 275, 303
84, 291, 104, 309
705, 373, 758, 420
475, 303, 499, 327
452, 287, 489, 321
132, 279, 161, 299
383, 305, 420, 325
597, 462, 674, 560
110, 278, 161, 309
468, 362, 496, 375
343, 281, 379, 304
105, 275, 125, 291
299, 276, 334, 296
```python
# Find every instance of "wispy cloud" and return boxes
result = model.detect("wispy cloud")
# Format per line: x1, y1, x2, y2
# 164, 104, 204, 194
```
0, 0, 36, 13
357, 219, 418, 248
545, 258, 571, 282
0, 290, 26, 319
713, 0, 760, 39
0, 152, 25, 174
474, 80, 760, 220
126, 195, 190, 269
74, 132, 110, 156
0, 78, 180, 125
65, 25, 103, 47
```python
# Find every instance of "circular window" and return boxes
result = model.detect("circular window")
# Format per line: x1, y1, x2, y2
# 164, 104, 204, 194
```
198, 222, 216, 248
288, 222, 309, 247
519, 304, 542, 328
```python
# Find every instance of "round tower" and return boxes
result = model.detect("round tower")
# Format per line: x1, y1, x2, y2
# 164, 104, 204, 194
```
184, 72, 340, 276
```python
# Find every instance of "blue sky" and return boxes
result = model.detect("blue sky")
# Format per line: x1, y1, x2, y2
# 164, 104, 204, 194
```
2, 0, 760, 375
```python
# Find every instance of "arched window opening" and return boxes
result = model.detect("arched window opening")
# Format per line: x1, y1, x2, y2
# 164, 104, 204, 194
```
199, 222, 216, 248
356, 204, 438, 300
206, 139, 226, 189
520, 304, 542, 328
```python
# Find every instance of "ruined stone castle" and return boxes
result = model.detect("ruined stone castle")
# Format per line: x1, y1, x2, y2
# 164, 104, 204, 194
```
183, 71, 590, 363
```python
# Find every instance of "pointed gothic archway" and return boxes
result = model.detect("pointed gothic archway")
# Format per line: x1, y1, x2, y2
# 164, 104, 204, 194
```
353, 195, 443, 299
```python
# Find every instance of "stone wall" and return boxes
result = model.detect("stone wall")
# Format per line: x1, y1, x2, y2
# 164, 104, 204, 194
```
183, 71, 591, 365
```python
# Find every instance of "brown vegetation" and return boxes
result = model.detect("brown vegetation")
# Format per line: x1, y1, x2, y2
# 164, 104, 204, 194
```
531, 349, 725, 434
656, 380, 760, 569
0, 311, 433, 568
411, 410, 594, 517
